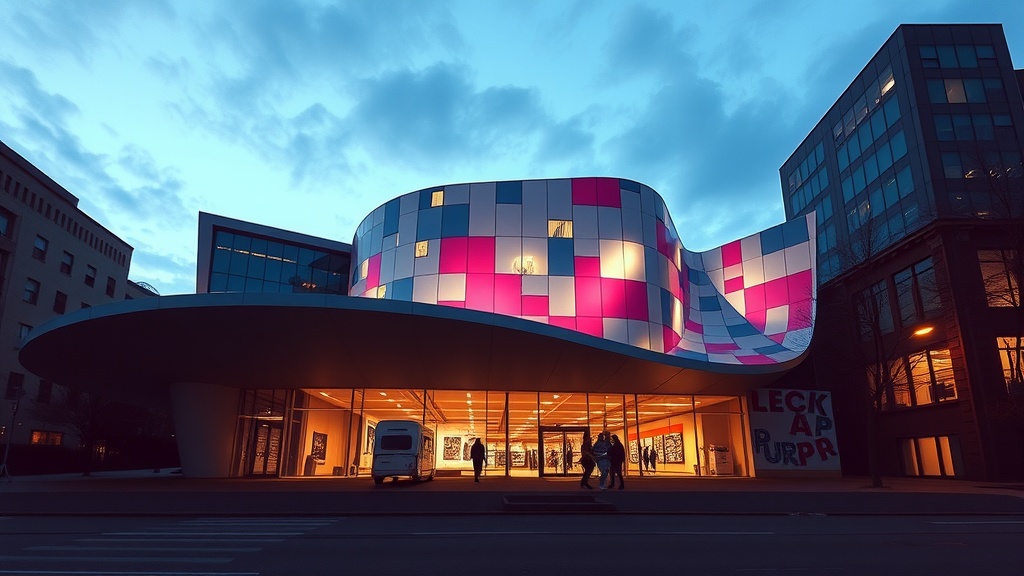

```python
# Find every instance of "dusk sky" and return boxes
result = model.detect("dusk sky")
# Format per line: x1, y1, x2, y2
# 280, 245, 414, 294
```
1, 1, 1022, 295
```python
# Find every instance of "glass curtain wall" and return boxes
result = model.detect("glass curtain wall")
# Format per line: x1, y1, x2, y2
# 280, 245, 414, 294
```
251, 388, 749, 478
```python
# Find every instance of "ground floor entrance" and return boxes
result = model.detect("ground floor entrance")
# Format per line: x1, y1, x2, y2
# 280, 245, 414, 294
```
230, 388, 750, 479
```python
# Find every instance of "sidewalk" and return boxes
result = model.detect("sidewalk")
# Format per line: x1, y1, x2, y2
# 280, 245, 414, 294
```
2, 469, 1023, 516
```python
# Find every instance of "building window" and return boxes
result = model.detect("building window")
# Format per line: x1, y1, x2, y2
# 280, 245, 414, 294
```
37, 380, 52, 403
430, 190, 444, 207
53, 291, 67, 314
105, 277, 116, 297
856, 280, 894, 339
415, 241, 429, 258
60, 251, 74, 275
548, 220, 573, 238
5, 372, 24, 400
979, 250, 1019, 307
894, 258, 941, 324
18, 323, 32, 343
886, 348, 958, 409
30, 430, 63, 446
23, 278, 40, 304
996, 337, 1024, 392
32, 235, 48, 261
900, 436, 960, 477
0, 207, 13, 238
85, 265, 96, 287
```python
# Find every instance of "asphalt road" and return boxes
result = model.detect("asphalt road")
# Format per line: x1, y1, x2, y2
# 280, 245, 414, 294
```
2, 513, 1023, 575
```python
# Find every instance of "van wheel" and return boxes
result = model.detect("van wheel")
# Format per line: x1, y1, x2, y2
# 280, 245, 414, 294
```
412, 474, 420, 482
373, 476, 384, 485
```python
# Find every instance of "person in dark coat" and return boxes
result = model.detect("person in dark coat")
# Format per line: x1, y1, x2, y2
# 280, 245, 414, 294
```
579, 430, 596, 489
649, 445, 658, 473
592, 432, 612, 490
643, 445, 650, 472
470, 438, 486, 482
607, 434, 626, 489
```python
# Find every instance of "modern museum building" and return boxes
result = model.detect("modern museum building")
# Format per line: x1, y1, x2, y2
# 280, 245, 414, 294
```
20, 177, 826, 479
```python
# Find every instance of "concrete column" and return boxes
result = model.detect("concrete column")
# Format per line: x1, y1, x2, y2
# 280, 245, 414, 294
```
169, 382, 239, 478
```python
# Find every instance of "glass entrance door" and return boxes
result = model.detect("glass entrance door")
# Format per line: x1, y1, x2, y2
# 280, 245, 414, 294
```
538, 427, 586, 477
246, 421, 283, 476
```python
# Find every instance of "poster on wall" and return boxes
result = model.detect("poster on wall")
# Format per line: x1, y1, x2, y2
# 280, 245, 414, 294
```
364, 423, 375, 454
443, 436, 462, 460
494, 450, 506, 467
629, 440, 639, 464
311, 431, 327, 461
748, 389, 841, 472
663, 432, 683, 463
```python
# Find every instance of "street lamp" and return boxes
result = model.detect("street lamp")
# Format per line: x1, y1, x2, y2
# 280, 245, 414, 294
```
0, 388, 26, 482
913, 325, 935, 337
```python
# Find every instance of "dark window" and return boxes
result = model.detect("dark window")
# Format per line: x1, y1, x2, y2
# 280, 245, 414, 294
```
59, 251, 74, 275
4, 372, 24, 400
37, 380, 52, 403
857, 280, 894, 339
23, 278, 40, 304
894, 258, 941, 324
0, 207, 12, 237
380, 435, 413, 451
32, 235, 48, 261
85, 265, 96, 287
53, 291, 67, 314
105, 277, 116, 297
18, 323, 32, 343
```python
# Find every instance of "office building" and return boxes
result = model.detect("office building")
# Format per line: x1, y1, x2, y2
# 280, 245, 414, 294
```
781, 24, 1024, 481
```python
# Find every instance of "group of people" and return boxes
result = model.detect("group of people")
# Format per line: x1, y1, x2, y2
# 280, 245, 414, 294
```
578, 430, 625, 490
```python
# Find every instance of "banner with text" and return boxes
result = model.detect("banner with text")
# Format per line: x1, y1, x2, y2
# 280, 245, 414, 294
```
748, 389, 841, 472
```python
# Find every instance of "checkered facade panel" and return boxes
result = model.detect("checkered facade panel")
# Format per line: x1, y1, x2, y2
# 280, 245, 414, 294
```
349, 178, 816, 365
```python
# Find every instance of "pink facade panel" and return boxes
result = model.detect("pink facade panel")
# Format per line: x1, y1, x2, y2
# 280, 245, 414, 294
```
439, 237, 469, 273
350, 179, 816, 369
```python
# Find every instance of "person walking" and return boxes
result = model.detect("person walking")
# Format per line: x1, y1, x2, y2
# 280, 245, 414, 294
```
649, 445, 658, 474
579, 430, 596, 489
470, 438, 486, 482
608, 434, 626, 489
592, 432, 612, 490
643, 445, 650, 473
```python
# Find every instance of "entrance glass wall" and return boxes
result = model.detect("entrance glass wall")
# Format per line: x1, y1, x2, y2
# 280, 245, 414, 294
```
234, 388, 751, 479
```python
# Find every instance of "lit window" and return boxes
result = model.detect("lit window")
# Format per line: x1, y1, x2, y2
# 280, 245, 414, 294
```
879, 67, 895, 96
415, 241, 429, 258
548, 220, 573, 238
360, 259, 369, 280
996, 337, 1024, 391
376, 285, 387, 299
889, 348, 957, 409
979, 250, 1019, 307
901, 436, 959, 477
430, 190, 444, 207
30, 430, 63, 446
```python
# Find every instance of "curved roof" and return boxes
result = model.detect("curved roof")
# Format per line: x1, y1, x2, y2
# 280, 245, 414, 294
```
18, 293, 799, 403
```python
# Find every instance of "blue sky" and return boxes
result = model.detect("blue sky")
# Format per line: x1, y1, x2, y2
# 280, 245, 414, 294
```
1, 1, 1022, 295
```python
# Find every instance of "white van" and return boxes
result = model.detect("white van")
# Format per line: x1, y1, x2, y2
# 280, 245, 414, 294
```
371, 420, 436, 484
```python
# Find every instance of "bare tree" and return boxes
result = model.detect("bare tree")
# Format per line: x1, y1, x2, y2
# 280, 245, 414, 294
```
817, 198, 939, 487
29, 389, 107, 475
